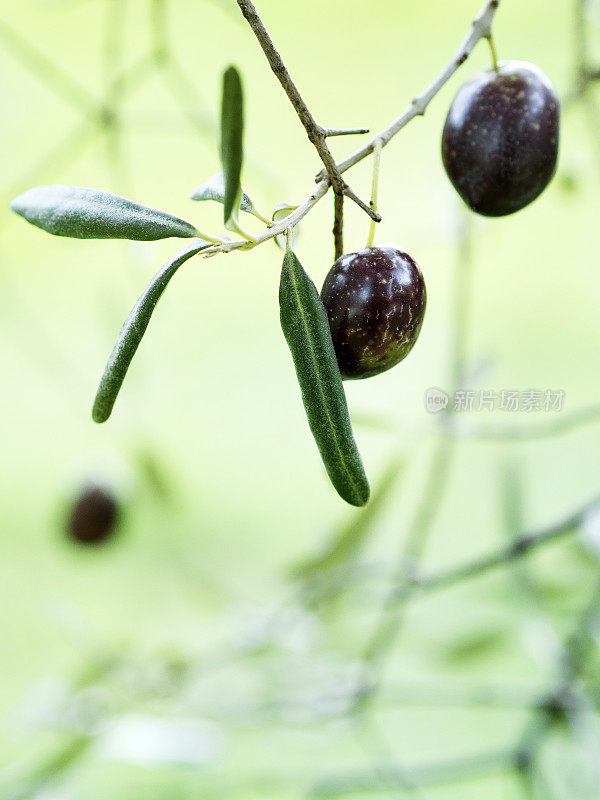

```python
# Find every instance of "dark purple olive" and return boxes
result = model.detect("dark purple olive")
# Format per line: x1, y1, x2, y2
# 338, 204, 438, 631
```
66, 484, 120, 545
320, 244, 426, 380
442, 61, 560, 216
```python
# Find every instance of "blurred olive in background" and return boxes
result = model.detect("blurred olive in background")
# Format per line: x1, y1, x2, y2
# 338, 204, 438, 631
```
66, 483, 121, 546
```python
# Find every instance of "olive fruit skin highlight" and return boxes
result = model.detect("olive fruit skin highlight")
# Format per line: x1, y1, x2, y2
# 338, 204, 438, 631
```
321, 244, 427, 380
441, 60, 560, 216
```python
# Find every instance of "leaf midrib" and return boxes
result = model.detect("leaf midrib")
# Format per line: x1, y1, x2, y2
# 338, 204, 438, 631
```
288, 257, 361, 503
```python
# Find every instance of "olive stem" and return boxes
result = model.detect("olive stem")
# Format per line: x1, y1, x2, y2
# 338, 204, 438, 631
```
366, 139, 382, 249
487, 34, 500, 72
194, 229, 230, 245
324, 127, 370, 137
228, 213, 258, 243
315, 0, 503, 182
200, 0, 503, 259
333, 193, 344, 260
284, 227, 294, 252
235, 0, 379, 223
248, 207, 274, 226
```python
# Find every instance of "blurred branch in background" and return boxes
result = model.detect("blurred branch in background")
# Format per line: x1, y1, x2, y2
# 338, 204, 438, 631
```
515, 577, 600, 795
311, 748, 515, 797
0, 0, 218, 205
3, 0, 600, 799
439, 402, 600, 442
348, 214, 475, 714
415, 490, 600, 594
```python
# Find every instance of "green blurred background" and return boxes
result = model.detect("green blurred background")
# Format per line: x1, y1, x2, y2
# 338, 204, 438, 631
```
2, 0, 600, 797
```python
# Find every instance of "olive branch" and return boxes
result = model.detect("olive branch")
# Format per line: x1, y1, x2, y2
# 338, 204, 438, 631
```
6, 4, 600, 798
9, 0, 503, 506
205, 0, 503, 257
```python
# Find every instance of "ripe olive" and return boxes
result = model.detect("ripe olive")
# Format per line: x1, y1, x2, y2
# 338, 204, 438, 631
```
66, 483, 120, 545
442, 61, 560, 216
320, 244, 426, 380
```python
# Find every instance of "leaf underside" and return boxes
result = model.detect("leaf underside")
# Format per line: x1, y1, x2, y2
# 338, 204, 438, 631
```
279, 249, 370, 507
190, 172, 254, 214
92, 240, 211, 424
11, 185, 198, 240
271, 202, 297, 250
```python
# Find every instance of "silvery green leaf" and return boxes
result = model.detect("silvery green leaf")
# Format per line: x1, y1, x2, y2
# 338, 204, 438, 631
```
272, 201, 296, 222
271, 202, 297, 250
220, 66, 244, 226
92, 240, 211, 424
190, 173, 254, 214
11, 185, 199, 240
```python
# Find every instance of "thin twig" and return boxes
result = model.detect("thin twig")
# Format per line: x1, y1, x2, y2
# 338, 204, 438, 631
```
107, 51, 158, 99
300, 484, 600, 601
333, 193, 344, 260
415, 494, 600, 595
0, 17, 97, 114
316, 0, 502, 181
366, 138, 382, 248
204, 181, 331, 255
235, 0, 380, 221
206, 0, 502, 258
324, 127, 370, 137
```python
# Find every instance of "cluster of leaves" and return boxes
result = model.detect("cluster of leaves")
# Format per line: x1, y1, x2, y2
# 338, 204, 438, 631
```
10, 66, 369, 507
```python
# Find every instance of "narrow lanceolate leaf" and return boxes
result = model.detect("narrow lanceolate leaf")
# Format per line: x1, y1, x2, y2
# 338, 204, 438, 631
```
92, 240, 210, 424
279, 249, 370, 507
220, 66, 244, 226
10, 185, 199, 240
190, 172, 254, 213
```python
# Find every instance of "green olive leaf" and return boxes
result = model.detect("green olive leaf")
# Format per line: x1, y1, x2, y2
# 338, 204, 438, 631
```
220, 66, 244, 226
292, 454, 403, 578
190, 172, 255, 214
92, 240, 211, 424
272, 201, 296, 221
279, 249, 370, 507
11, 185, 199, 240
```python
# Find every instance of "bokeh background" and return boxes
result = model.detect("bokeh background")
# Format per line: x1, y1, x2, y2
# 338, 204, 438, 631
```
2, 0, 600, 797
